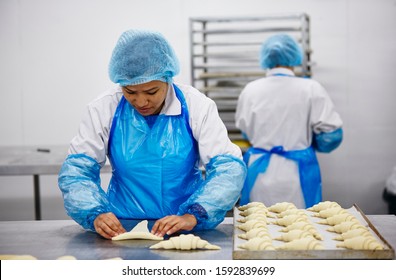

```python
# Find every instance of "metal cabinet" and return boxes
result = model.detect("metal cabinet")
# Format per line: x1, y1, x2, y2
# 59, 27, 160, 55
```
189, 14, 312, 147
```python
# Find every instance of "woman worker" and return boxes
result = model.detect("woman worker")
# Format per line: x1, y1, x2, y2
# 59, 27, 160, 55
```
235, 34, 343, 209
58, 29, 246, 239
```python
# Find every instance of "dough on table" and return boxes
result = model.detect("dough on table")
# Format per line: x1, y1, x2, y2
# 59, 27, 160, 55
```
333, 228, 373, 241
0, 254, 37, 260
237, 219, 267, 232
306, 201, 341, 212
237, 213, 268, 223
238, 237, 275, 251
274, 229, 314, 242
271, 214, 308, 226
56, 255, 77, 260
316, 213, 358, 225
112, 220, 163, 241
336, 236, 384, 250
149, 234, 220, 250
267, 202, 297, 213
312, 207, 347, 218
239, 207, 272, 217
238, 227, 271, 240
238, 202, 266, 211
276, 237, 325, 250
277, 209, 307, 218
327, 221, 367, 233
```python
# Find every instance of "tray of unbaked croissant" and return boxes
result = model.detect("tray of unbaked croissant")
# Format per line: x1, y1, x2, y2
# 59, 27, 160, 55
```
233, 201, 395, 259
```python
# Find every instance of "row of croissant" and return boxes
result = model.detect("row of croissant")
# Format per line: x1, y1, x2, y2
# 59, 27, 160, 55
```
236, 201, 385, 251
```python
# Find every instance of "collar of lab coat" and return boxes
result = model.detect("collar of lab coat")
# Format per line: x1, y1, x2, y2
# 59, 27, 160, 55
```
266, 67, 296, 77
160, 83, 181, 116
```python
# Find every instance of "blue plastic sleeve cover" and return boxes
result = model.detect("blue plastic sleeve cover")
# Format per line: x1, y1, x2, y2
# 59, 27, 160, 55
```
178, 154, 247, 230
58, 154, 110, 231
313, 128, 343, 153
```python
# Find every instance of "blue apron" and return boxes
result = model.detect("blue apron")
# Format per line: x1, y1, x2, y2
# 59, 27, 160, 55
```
240, 146, 322, 208
106, 84, 200, 219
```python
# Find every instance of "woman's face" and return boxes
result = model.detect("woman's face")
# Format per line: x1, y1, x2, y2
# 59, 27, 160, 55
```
122, 80, 168, 116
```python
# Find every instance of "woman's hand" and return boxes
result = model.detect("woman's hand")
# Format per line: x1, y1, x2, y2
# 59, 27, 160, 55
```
151, 214, 197, 237
94, 212, 126, 239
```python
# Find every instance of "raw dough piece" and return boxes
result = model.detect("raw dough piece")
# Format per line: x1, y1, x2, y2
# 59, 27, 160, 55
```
307, 201, 341, 212
276, 237, 325, 250
237, 220, 267, 232
56, 255, 77, 260
277, 209, 307, 218
333, 228, 373, 241
239, 207, 273, 217
336, 236, 384, 250
238, 237, 275, 251
0, 254, 37, 260
279, 221, 323, 240
272, 214, 308, 226
327, 221, 367, 233
316, 213, 359, 225
274, 229, 314, 242
238, 227, 271, 240
312, 207, 347, 218
149, 234, 220, 250
267, 202, 297, 213
112, 220, 163, 241
237, 213, 268, 223
238, 202, 266, 211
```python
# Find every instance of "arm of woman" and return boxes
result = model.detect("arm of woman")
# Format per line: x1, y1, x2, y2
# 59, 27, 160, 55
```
58, 93, 124, 235
178, 91, 247, 230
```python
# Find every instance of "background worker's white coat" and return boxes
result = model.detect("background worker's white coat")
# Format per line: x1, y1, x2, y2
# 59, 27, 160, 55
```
235, 67, 343, 208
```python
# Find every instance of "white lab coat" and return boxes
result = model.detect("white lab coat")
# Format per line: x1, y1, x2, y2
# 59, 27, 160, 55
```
69, 82, 242, 167
235, 67, 343, 208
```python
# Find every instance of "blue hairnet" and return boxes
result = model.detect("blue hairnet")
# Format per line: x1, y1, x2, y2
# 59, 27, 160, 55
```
260, 34, 303, 69
109, 29, 180, 86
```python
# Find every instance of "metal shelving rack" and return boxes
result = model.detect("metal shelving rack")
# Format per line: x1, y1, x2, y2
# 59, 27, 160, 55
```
189, 14, 312, 146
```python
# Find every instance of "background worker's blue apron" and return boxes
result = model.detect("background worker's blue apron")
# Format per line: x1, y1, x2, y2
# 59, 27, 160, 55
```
106, 84, 200, 219
240, 146, 322, 208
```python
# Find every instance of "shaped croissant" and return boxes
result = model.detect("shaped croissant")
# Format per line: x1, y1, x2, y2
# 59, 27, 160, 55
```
307, 201, 341, 212
316, 213, 359, 225
312, 207, 347, 218
336, 236, 384, 250
267, 202, 297, 213
238, 237, 275, 251
237, 220, 267, 232
237, 213, 268, 223
238, 202, 266, 211
277, 237, 325, 250
274, 229, 314, 242
327, 221, 367, 233
277, 209, 307, 218
333, 228, 373, 241
238, 227, 271, 240
272, 214, 308, 226
279, 221, 323, 240
149, 234, 220, 250
239, 207, 275, 218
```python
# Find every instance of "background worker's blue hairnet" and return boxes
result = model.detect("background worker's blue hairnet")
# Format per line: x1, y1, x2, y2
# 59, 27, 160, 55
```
109, 29, 180, 86
259, 34, 303, 69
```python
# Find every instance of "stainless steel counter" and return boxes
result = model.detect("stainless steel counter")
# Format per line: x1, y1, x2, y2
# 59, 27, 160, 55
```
0, 215, 395, 260
0, 145, 111, 220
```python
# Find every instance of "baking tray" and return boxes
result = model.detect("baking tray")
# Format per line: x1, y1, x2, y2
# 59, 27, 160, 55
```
233, 203, 395, 259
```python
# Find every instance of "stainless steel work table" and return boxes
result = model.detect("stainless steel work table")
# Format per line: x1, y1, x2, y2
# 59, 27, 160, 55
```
0, 215, 395, 260
0, 145, 111, 220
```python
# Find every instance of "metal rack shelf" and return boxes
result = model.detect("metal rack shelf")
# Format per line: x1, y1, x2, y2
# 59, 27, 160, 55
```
190, 14, 312, 147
